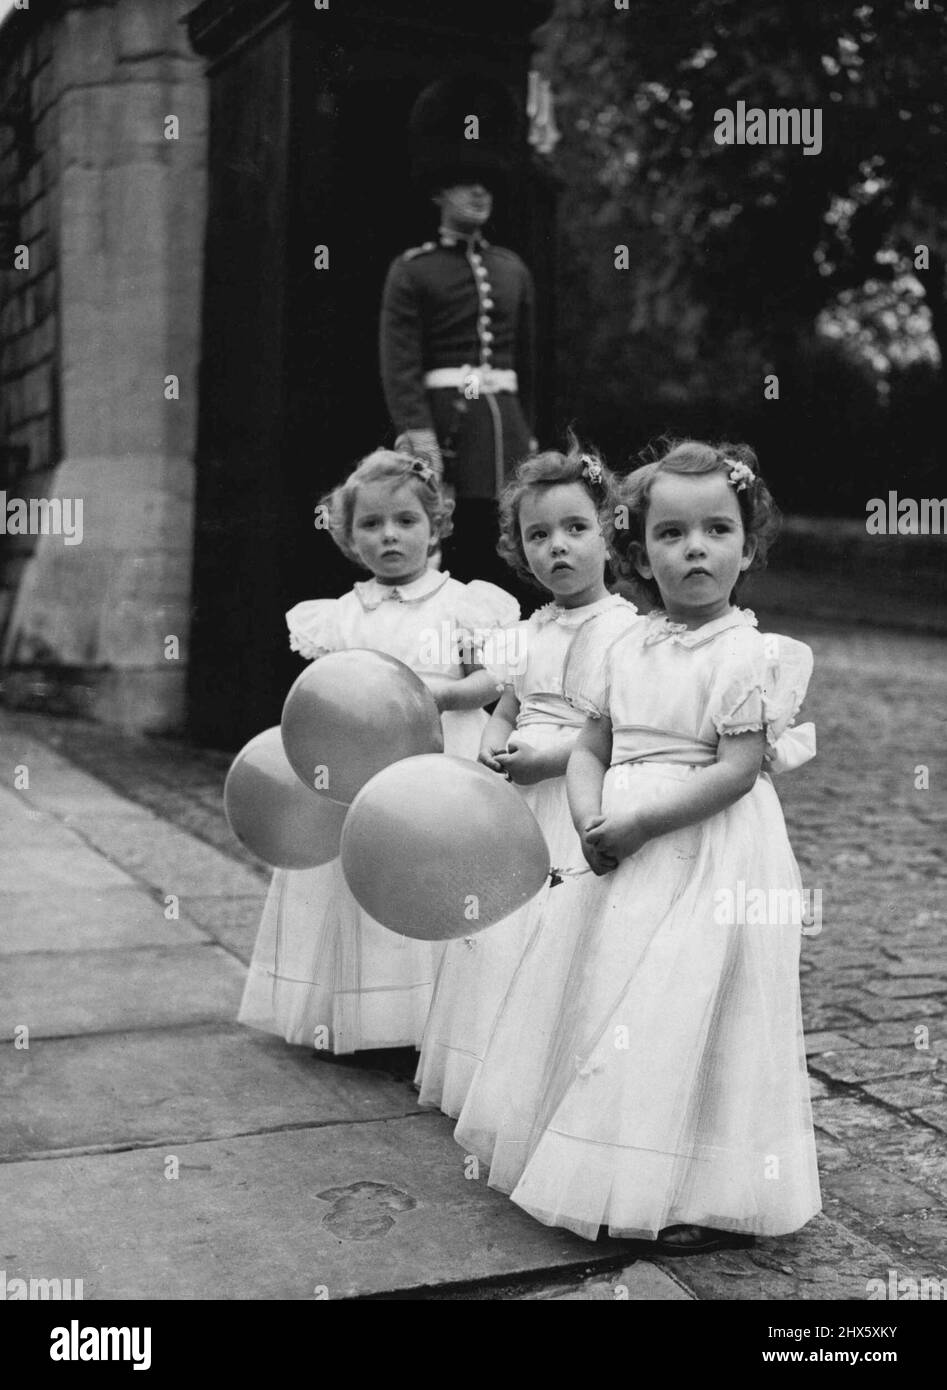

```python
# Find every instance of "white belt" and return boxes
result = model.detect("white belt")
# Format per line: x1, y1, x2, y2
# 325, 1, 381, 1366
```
424, 366, 518, 393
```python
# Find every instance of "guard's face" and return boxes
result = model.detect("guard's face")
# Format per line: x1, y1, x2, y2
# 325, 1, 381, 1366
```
435, 183, 493, 227
351, 481, 434, 586
519, 483, 607, 606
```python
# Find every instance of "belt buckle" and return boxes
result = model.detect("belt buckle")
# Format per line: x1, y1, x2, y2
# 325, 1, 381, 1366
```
458, 363, 482, 397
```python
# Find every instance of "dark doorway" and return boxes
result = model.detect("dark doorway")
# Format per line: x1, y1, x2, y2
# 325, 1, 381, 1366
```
186, 0, 555, 749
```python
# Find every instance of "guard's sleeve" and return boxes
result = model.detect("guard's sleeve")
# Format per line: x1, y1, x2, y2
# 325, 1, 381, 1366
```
379, 257, 435, 434
515, 260, 537, 432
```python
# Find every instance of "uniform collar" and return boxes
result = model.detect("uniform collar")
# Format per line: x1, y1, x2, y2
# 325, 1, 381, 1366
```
643, 606, 757, 648
533, 592, 635, 631
438, 226, 490, 251
354, 568, 451, 611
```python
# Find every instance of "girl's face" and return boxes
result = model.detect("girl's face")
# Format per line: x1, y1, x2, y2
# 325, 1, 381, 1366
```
351, 480, 434, 586
518, 483, 608, 609
635, 472, 757, 627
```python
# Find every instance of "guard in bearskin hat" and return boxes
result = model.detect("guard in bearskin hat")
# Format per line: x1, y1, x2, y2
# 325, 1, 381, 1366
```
379, 75, 537, 587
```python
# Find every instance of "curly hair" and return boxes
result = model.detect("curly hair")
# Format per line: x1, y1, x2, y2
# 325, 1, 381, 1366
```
321, 448, 455, 567
607, 439, 781, 608
496, 433, 616, 590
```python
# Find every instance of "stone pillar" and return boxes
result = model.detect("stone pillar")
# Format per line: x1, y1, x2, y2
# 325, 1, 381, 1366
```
2, 0, 207, 733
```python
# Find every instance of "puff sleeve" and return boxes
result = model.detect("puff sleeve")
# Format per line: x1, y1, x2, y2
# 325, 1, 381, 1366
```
562, 608, 642, 718
471, 618, 529, 697
712, 633, 816, 769
453, 580, 521, 671
285, 600, 342, 662
458, 580, 521, 631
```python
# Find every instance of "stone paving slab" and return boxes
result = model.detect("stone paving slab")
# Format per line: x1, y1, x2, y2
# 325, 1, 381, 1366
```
645, 1212, 933, 1302
840, 1021, 944, 1049
2, 789, 97, 848
820, 1191, 947, 1276
22, 771, 145, 817
885, 958, 947, 978
1, 711, 265, 882
812, 1134, 850, 1171
861, 1077, 947, 1110
877, 1152, 947, 1209
848, 996, 945, 1023
1, 784, 142, 866
865, 1119, 945, 1160
912, 1103, 947, 1136
180, 894, 268, 962
804, 1030, 857, 1054
866, 977, 947, 998
886, 930, 947, 953
0, 843, 136, 894
894, 1213, 947, 1269
822, 1165, 939, 1219
0, 887, 205, 953
808, 1047, 939, 1086
0, 944, 246, 1038
73, 814, 264, 896
811, 1095, 919, 1139
519, 1262, 694, 1300
801, 1002, 864, 1032
0, 1025, 421, 1161
0, 731, 84, 771
817, 1125, 947, 1213
1, 736, 155, 819
0, 1117, 629, 1300
161, 802, 266, 866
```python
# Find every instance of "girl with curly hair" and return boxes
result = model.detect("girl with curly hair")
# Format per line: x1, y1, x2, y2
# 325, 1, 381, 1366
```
416, 436, 638, 1115
239, 447, 519, 1054
457, 439, 821, 1254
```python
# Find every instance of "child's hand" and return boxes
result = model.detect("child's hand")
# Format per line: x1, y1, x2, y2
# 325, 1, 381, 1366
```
494, 739, 550, 786
478, 743, 507, 774
585, 811, 651, 864
580, 815, 618, 875
418, 674, 455, 712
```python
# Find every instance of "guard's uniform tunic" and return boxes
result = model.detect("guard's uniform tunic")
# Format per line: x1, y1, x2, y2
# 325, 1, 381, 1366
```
380, 228, 536, 502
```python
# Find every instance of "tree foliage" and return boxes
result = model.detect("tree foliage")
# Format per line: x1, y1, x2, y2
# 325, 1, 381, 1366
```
537, 0, 944, 506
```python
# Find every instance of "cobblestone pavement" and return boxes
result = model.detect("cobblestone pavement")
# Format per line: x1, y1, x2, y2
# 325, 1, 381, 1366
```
1, 616, 945, 1300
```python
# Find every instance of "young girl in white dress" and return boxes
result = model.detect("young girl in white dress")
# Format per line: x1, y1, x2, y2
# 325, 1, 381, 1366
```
457, 440, 821, 1253
238, 448, 519, 1054
415, 442, 639, 1116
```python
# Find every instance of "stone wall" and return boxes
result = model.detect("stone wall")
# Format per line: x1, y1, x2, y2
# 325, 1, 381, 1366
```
0, 9, 60, 636
0, 0, 208, 733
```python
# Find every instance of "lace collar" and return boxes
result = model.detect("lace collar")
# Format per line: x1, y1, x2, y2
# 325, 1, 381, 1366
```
532, 592, 636, 632
643, 606, 757, 648
354, 568, 451, 612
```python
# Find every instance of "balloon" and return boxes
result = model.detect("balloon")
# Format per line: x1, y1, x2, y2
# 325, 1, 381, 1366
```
341, 755, 550, 941
281, 650, 444, 806
224, 727, 347, 869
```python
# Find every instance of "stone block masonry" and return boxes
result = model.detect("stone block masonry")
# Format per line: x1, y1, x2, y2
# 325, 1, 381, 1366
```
0, 5, 59, 556
0, 0, 208, 733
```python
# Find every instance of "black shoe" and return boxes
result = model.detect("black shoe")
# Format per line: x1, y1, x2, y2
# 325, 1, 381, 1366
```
651, 1224, 756, 1257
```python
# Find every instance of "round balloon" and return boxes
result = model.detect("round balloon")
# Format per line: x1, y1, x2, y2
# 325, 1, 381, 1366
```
224, 726, 348, 869
340, 755, 550, 940
281, 649, 444, 805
